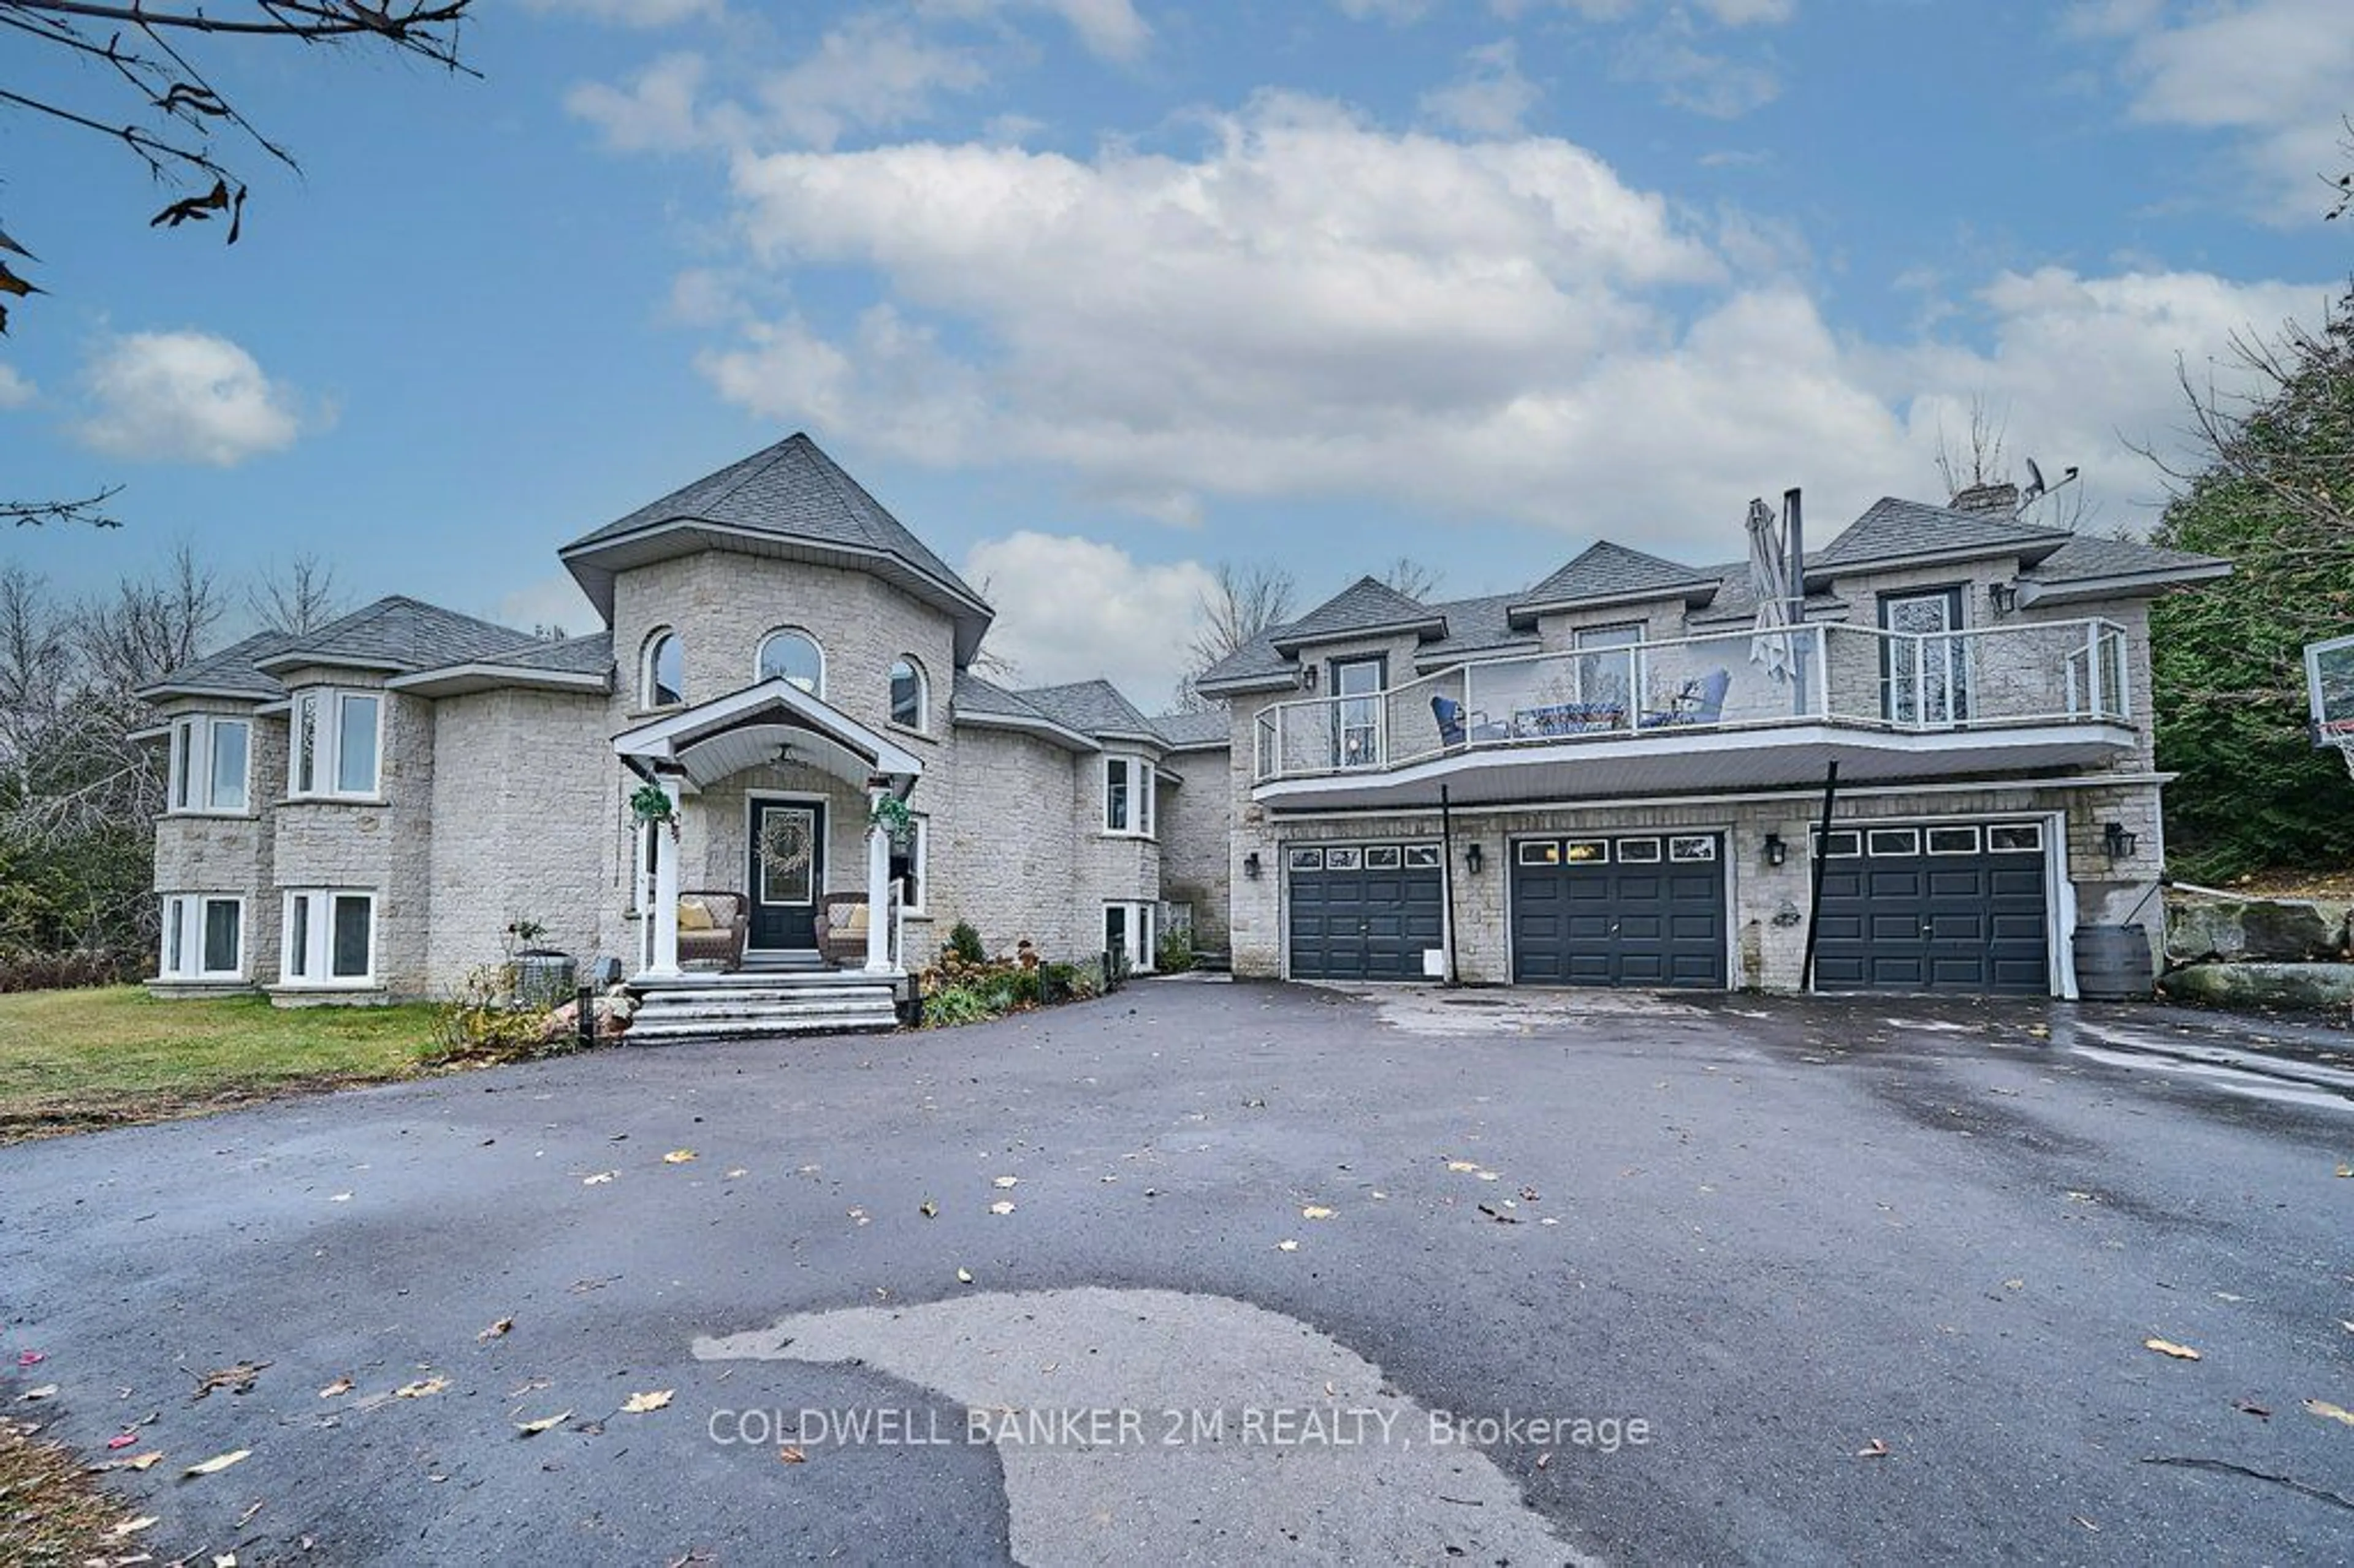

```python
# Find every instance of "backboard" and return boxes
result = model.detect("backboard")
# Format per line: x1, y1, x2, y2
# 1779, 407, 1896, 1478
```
2305, 630, 2354, 747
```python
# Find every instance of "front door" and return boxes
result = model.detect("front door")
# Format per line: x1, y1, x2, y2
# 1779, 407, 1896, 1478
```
748, 799, 823, 951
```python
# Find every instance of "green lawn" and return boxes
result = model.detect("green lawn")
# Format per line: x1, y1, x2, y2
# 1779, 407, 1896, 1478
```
0, 987, 448, 1143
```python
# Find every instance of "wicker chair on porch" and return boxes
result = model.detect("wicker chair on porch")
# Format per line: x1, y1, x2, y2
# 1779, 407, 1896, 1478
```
817, 892, 869, 969
676, 890, 748, 971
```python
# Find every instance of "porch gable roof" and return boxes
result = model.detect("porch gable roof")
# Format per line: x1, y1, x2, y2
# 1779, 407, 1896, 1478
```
613, 677, 924, 793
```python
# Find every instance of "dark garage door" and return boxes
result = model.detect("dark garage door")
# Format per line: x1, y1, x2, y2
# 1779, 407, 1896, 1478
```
1512, 834, 1726, 988
1811, 821, 2050, 994
1287, 842, 1445, 980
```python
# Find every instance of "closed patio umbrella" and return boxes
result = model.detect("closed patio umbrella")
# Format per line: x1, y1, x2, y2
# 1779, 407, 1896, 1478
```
1746, 497, 1796, 683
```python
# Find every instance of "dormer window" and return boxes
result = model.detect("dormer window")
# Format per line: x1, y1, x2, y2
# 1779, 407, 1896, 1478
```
288, 690, 381, 800
166, 715, 251, 814
1103, 753, 1154, 838
889, 657, 928, 729
643, 630, 685, 708
756, 629, 824, 696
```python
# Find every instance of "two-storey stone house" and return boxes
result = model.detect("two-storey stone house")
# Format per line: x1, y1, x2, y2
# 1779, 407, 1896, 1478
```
141, 434, 1215, 1032
1197, 483, 2228, 998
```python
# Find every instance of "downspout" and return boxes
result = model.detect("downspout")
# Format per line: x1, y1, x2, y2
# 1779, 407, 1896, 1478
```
1438, 783, 1460, 986
1799, 759, 1838, 993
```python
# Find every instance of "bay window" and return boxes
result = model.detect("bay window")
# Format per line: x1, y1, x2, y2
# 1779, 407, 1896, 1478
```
166, 715, 251, 813
159, 894, 245, 980
1102, 754, 1154, 838
281, 890, 376, 986
289, 690, 382, 799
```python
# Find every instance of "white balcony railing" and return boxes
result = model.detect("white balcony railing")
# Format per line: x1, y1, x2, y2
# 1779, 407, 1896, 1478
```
1252, 618, 2132, 784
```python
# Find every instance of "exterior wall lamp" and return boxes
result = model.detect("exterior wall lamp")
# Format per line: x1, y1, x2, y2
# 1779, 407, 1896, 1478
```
1300, 664, 1317, 691
1465, 843, 1484, 875
1763, 832, 1787, 867
2102, 821, 2137, 862
1243, 850, 1262, 880
1989, 580, 2021, 614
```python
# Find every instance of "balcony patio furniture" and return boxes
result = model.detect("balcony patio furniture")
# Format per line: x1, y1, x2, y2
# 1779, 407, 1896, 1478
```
1638, 668, 1731, 729
1431, 693, 1508, 747
675, 890, 748, 971
1512, 700, 1625, 737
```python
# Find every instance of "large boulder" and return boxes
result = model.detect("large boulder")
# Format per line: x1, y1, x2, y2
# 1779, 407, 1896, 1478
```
2159, 962, 2354, 1012
2165, 897, 2344, 965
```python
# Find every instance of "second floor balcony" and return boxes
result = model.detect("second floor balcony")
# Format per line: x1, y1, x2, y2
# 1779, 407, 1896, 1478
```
1251, 618, 2136, 807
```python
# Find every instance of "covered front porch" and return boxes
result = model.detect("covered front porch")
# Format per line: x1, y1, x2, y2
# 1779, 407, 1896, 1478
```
614, 679, 924, 1004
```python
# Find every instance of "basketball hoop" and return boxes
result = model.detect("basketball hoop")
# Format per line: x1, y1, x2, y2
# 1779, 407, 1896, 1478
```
2305, 632, 2354, 781
2331, 726, 2354, 782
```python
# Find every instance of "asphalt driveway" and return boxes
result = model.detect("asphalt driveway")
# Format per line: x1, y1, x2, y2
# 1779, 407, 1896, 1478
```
4, 980, 2351, 1565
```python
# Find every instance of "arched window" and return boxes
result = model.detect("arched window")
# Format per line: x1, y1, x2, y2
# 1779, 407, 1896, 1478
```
889, 656, 928, 729
642, 630, 684, 708
756, 629, 825, 696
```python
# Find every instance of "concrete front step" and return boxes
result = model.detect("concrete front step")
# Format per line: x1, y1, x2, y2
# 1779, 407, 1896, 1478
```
629, 1013, 897, 1040
638, 986, 894, 1007
627, 983, 900, 1041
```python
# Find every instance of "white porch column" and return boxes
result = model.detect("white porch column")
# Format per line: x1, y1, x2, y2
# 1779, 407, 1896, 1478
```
864, 783, 894, 974
649, 777, 683, 977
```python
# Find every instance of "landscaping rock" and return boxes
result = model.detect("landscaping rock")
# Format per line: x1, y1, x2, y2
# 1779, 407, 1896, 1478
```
2158, 962, 2354, 1013
2164, 897, 2345, 964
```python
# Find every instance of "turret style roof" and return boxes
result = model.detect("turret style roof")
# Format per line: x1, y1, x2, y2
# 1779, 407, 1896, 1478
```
559, 432, 994, 662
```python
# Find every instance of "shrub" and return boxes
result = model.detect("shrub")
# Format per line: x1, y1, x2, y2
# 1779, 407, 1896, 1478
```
432, 965, 567, 1064
1155, 927, 1197, 973
947, 920, 986, 964
921, 984, 996, 1027
0, 948, 140, 994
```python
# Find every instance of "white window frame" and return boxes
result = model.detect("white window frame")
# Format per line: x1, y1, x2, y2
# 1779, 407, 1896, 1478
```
1103, 900, 1156, 975
280, 889, 378, 988
888, 655, 929, 731
1102, 753, 1154, 839
166, 715, 253, 815
755, 628, 826, 697
286, 690, 383, 801
890, 814, 929, 915
159, 893, 246, 981
642, 628, 685, 709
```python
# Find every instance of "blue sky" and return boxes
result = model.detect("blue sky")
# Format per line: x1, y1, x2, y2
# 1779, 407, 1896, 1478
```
1, 0, 2346, 703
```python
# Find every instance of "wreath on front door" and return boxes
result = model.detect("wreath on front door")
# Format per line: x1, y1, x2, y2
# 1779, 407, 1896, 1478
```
757, 812, 816, 879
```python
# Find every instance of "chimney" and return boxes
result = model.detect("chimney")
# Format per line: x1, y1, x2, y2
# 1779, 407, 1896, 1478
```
1949, 481, 2019, 517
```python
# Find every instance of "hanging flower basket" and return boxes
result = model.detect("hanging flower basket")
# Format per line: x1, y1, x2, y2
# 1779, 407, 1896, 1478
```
869, 794, 915, 845
630, 782, 679, 832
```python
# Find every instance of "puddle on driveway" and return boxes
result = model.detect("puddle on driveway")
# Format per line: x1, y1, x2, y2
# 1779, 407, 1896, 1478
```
1314, 983, 1707, 1037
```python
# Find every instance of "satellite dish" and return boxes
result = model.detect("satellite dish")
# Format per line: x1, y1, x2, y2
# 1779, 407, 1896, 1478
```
2022, 457, 2047, 501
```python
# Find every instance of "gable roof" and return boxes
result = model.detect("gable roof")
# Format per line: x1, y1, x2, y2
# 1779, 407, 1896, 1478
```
1808, 497, 2071, 577
134, 629, 303, 701
1149, 709, 1231, 749
1508, 541, 1718, 625
559, 432, 994, 663
1268, 577, 1447, 653
254, 596, 540, 676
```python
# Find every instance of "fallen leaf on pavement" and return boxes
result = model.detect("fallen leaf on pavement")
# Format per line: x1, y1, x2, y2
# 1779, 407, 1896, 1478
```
582, 1171, 617, 1186
992, 1176, 1019, 1189
396, 1377, 449, 1398
663, 1149, 697, 1165
194, 1362, 269, 1399
1536, 1452, 1551, 1469
2305, 1398, 2354, 1428
21, 1383, 58, 1400
1276, 1240, 1300, 1252
479, 1317, 514, 1342
919, 1200, 939, 1218
1445, 1160, 1480, 1173
184, 1448, 251, 1477
106, 1432, 138, 1450
1477, 1204, 1520, 1224
779, 1445, 807, 1464
319, 1376, 354, 1398
1856, 1438, 1890, 1458
2336, 1163, 2352, 1179
988, 1201, 1015, 1215
1301, 1205, 1336, 1220
516, 1410, 573, 1436
2071, 1516, 2100, 1532
1518, 1187, 1541, 1203
216, 1554, 238, 1567
725, 1168, 748, 1179
956, 1268, 975, 1284
621, 1390, 674, 1414
15, 1350, 42, 1367
111, 1516, 159, 1538
124, 1452, 162, 1471
329, 1193, 352, 1203
2144, 1339, 2201, 1360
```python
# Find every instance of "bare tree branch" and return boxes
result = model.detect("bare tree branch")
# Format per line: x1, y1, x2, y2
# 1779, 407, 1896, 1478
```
3, 489, 125, 528
245, 552, 348, 634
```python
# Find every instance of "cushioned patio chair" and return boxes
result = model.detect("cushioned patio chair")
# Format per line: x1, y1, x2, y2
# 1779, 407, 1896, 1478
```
818, 892, 870, 968
676, 890, 747, 970
1430, 693, 1508, 747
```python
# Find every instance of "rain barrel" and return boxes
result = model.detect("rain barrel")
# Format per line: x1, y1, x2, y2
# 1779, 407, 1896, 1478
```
2072, 924, 2154, 1001
514, 952, 577, 1009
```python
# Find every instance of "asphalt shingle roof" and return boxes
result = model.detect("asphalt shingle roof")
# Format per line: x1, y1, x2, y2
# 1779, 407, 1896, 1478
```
139, 630, 302, 699
263, 596, 543, 674
1515, 541, 1718, 609
1810, 498, 2070, 573
1194, 633, 1294, 691
565, 432, 985, 607
951, 669, 1057, 724
1149, 709, 1231, 748
1270, 577, 1444, 650
1685, 563, 1849, 626
1415, 593, 1537, 661
2018, 533, 2230, 584
1014, 679, 1162, 742
492, 631, 615, 676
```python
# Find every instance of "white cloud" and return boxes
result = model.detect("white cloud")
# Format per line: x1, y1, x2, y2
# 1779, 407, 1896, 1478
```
1614, 14, 1782, 118
963, 531, 1216, 702
1420, 40, 1541, 137
921, 0, 1151, 61
0, 363, 32, 409
2095, 0, 2354, 221
76, 330, 304, 466
522, 0, 721, 27
567, 51, 710, 152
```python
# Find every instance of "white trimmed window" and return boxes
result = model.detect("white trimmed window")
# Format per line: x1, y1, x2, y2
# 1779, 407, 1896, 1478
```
642, 630, 685, 708
281, 890, 376, 986
167, 715, 251, 813
1102, 754, 1154, 838
159, 894, 245, 980
889, 815, 928, 915
888, 656, 928, 729
756, 628, 825, 696
288, 690, 382, 799
1103, 901, 1156, 975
